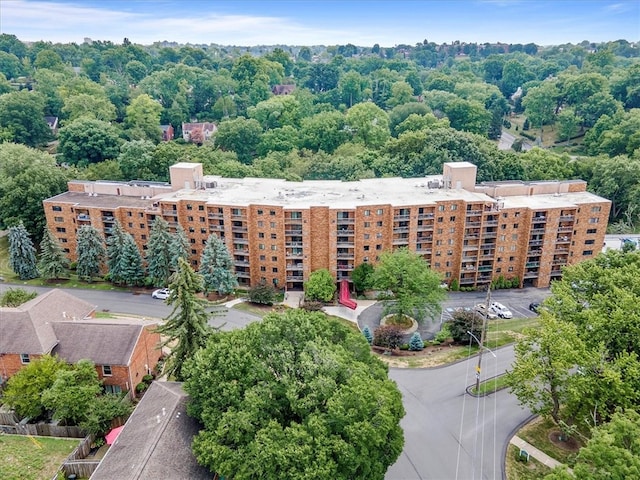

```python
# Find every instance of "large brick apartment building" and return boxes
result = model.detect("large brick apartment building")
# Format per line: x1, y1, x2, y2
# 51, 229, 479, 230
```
43, 162, 610, 290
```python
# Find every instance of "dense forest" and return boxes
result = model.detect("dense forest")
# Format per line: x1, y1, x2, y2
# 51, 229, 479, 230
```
0, 33, 638, 241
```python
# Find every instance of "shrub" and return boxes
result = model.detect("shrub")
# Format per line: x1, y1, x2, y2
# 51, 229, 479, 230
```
409, 332, 424, 351
0, 288, 37, 307
302, 300, 324, 311
399, 344, 409, 351
248, 281, 277, 305
449, 278, 459, 292
502, 119, 511, 129
434, 323, 452, 344
373, 325, 404, 349
135, 382, 148, 394
523, 118, 530, 130
362, 326, 373, 345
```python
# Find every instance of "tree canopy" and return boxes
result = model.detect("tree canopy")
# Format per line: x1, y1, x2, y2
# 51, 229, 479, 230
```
184, 309, 405, 479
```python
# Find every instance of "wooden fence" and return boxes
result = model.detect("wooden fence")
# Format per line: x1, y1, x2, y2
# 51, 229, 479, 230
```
50, 434, 101, 480
0, 421, 85, 437
0, 410, 19, 425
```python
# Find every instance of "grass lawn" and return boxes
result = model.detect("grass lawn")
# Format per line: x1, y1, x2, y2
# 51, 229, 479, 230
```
518, 416, 584, 467
470, 374, 509, 396
504, 444, 553, 480
0, 434, 79, 480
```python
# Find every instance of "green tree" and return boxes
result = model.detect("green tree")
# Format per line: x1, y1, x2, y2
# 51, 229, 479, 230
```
444, 98, 491, 136
169, 225, 189, 272
2, 355, 69, 419
304, 268, 336, 302
38, 228, 69, 280
500, 59, 534, 98
248, 281, 277, 305
373, 324, 404, 350
62, 93, 117, 123
362, 325, 373, 345
372, 248, 445, 322
117, 139, 158, 181
106, 221, 126, 284
119, 233, 145, 286
0, 144, 70, 241
351, 262, 375, 294
522, 81, 560, 141
0, 287, 37, 307
8, 221, 39, 280
183, 309, 405, 479
0, 90, 51, 147
146, 217, 173, 287
556, 107, 582, 144
409, 331, 424, 351
125, 93, 163, 142
58, 117, 122, 166
76, 225, 106, 282
345, 102, 390, 148
505, 315, 586, 427
156, 258, 221, 381
247, 95, 302, 130
80, 394, 133, 436
214, 117, 263, 164
447, 309, 482, 344
199, 234, 238, 295
300, 110, 349, 153
42, 359, 102, 426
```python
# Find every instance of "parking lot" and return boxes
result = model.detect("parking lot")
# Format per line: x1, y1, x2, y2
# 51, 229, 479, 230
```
439, 287, 550, 323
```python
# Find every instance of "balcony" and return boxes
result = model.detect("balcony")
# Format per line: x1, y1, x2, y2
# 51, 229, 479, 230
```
463, 264, 477, 272
236, 271, 251, 278
163, 210, 177, 216
209, 224, 224, 232
415, 247, 432, 255
336, 264, 355, 271
284, 217, 303, 224
77, 214, 91, 221
393, 239, 409, 245
286, 252, 304, 259
394, 214, 411, 220
555, 247, 570, 253
552, 259, 567, 265
287, 276, 304, 282
463, 244, 479, 251
232, 237, 248, 244
466, 209, 482, 216
556, 237, 571, 244
483, 219, 498, 227
528, 240, 543, 246
286, 264, 304, 271
285, 229, 303, 235
231, 226, 248, 233
233, 248, 249, 255
524, 271, 539, 279
208, 212, 224, 220
231, 212, 246, 219
478, 265, 493, 272
532, 216, 547, 223
336, 228, 355, 236
531, 228, 546, 234
336, 217, 355, 224
559, 215, 574, 222
336, 240, 355, 247
558, 226, 573, 233
526, 262, 540, 268
416, 224, 434, 231
460, 277, 476, 285
393, 227, 410, 233
286, 241, 303, 247
480, 253, 495, 260
234, 259, 250, 266
550, 269, 563, 276
482, 231, 497, 239
465, 221, 482, 227
418, 213, 434, 220
462, 255, 477, 262
102, 216, 115, 222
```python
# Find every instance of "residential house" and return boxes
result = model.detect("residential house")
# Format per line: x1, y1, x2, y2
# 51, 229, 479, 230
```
0, 289, 161, 398
271, 84, 296, 95
182, 122, 217, 144
160, 124, 174, 142
44, 116, 59, 135
90, 381, 214, 480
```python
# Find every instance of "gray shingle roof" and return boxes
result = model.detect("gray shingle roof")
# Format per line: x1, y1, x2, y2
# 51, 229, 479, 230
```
0, 289, 95, 354
51, 323, 143, 365
91, 381, 213, 480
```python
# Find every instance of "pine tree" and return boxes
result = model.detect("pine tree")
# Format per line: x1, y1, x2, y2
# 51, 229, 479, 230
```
119, 233, 145, 286
409, 331, 424, 351
362, 325, 373, 345
38, 228, 69, 280
199, 234, 238, 295
8, 221, 38, 280
76, 225, 105, 282
169, 224, 189, 272
106, 221, 126, 284
156, 258, 223, 381
146, 217, 172, 287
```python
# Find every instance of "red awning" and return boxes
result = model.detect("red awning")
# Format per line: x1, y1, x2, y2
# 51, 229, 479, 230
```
105, 425, 124, 445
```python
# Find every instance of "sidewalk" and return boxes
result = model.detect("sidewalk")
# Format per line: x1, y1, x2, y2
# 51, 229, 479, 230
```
510, 435, 569, 471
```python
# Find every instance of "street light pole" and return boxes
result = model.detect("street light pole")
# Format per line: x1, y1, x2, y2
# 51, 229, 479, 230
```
475, 285, 492, 393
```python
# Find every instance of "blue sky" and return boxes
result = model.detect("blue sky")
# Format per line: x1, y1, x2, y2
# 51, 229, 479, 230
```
1, 0, 638, 46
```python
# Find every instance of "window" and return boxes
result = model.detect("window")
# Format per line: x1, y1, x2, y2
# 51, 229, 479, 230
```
127, 211, 132, 217
259, 244, 265, 250
52, 205, 62, 212
585, 239, 595, 245
260, 255, 266, 261
437, 217, 443, 223
54, 216, 63, 222
20, 353, 30, 364
271, 233, 277, 239
437, 228, 443, 234
271, 245, 277, 251
588, 218, 599, 224
376, 233, 382, 238
128, 222, 134, 228
450, 216, 456, 222
450, 227, 455, 233
496, 268, 502, 273
56, 227, 66, 233
138, 212, 144, 218
363, 256, 369, 262
260, 266, 266, 272
515, 212, 521, 217
272, 267, 278, 273
186, 204, 193, 210
257, 209, 263, 215
436, 251, 441, 256
509, 256, 515, 262
104, 384, 122, 395
376, 244, 382, 250
583, 250, 594, 256
451, 205, 457, 211
198, 205, 204, 211
59, 238, 67, 243
436, 240, 442, 246
498, 246, 505, 252
438, 205, 445, 211
187, 216, 194, 222
199, 217, 205, 222
448, 239, 454, 245
364, 210, 371, 216
445, 272, 451, 278
140, 223, 145, 228
591, 206, 601, 212
141, 234, 147, 240
188, 227, 195, 233
512, 234, 518, 240
500, 235, 506, 241
364, 234, 370, 240
508, 266, 514, 272
513, 223, 519, 229
376, 221, 383, 227
364, 245, 370, 251
270, 222, 276, 228
376, 209, 384, 215
102, 365, 112, 376
434, 262, 441, 267
447, 250, 453, 256
271, 256, 277, 262
257, 221, 264, 227
200, 228, 207, 234
268, 210, 275, 216
497, 257, 502, 262
501, 224, 506, 230
586, 228, 597, 234
364, 222, 371, 228
445, 261, 451, 267
502, 212, 508, 218
258, 232, 265, 238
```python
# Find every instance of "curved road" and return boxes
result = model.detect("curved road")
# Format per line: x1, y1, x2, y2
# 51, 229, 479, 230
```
2, 284, 531, 478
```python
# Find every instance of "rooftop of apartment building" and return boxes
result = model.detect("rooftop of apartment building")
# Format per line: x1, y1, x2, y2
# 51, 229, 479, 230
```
47, 161, 610, 210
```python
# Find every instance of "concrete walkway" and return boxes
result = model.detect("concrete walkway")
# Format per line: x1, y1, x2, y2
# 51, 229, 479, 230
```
323, 300, 377, 324
510, 435, 568, 471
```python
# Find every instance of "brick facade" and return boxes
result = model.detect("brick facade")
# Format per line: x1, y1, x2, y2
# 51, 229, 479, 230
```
43, 162, 612, 290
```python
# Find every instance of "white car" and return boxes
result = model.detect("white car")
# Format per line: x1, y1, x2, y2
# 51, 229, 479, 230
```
151, 288, 171, 300
489, 302, 513, 319
474, 303, 498, 319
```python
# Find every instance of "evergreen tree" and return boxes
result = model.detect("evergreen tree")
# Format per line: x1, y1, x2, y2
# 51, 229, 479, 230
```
362, 325, 373, 345
409, 331, 425, 351
169, 224, 189, 271
76, 225, 105, 282
106, 221, 126, 284
118, 233, 145, 286
146, 217, 172, 286
199, 234, 238, 295
38, 228, 69, 280
8, 221, 38, 280
156, 258, 223, 381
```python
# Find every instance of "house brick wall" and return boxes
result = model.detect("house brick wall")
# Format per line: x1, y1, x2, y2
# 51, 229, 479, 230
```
0, 353, 44, 382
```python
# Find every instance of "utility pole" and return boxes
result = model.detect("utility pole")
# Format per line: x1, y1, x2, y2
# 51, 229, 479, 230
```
475, 284, 492, 393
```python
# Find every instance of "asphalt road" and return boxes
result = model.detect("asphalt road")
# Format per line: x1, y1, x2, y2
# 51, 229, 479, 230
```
0, 284, 260, 331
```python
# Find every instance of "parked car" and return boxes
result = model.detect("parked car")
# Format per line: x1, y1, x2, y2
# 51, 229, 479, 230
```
151, 288, 170, 300
489, 302, 513, 319
529, 302, 541, 313
474, 303, 498, 319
